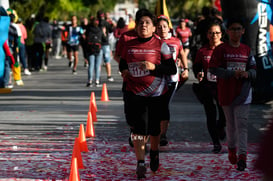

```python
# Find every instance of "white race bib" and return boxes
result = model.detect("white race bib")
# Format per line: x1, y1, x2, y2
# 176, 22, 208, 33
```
128, 62, 150, 77
227, 62, 246, 71
207, 71, 217, 82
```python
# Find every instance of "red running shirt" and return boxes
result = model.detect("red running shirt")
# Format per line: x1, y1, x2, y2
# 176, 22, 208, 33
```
163, 36, 183, 62
123, 36, 172, 97
195, 44, 219, 82
209, 42, 256, 105
115, 29, 138, 59
162, 36, 183, 82
175, 27, 191, 43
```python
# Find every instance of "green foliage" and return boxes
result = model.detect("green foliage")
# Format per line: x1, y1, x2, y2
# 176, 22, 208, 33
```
10, 0, 44, 21
10, 0, 117, 23
10, 0, 212, 23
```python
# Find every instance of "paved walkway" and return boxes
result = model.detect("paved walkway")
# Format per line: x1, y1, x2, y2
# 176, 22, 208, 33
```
0, 55, 272, 180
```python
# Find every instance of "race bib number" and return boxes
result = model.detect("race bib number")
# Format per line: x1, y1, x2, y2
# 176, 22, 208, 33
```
207, 71, 217, 82
128, 62, 150, 77
168, 46, 177, 60
227, 62, 246, 71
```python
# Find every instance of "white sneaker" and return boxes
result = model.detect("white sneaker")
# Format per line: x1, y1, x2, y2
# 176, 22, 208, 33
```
15, 80, 24, 86
5, 83, 13, 88
55, 56, 62, 59
95, 80, 102, 87
107, 76, 114, 82
24, 69, 32, 75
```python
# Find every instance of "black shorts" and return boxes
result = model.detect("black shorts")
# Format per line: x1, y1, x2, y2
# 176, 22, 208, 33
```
123, 91, 164, 136
62, 41, 67, 46
161, 82, 177, 120
45, 43, 51, 49
66, 44, 79, 52
182, 41, 190, 49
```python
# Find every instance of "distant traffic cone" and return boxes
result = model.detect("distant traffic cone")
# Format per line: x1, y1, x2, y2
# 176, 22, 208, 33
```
69, 157, 80, 181
101, 83, 109, 101
71, 137, 84, 169
89, 92, 97, 112
78, 124, 88, 152
86, 111, 95, 138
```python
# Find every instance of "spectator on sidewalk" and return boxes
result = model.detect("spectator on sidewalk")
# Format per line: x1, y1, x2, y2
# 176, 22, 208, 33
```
209, 18, 256, 171
105, 12, 116, 54
85, 17, 103, 87
51, 19, 62, 59
33, 16, 52, 71
24, 14, 36, 71
127, 14, 136, 30
3, 40, 15, 88
17, 18, 31, 75
8, 13, 24, 85
61, 21, 69, 57
97, 10, 114, 82
119, 8, 176, 179
43, 18, 52, 71
80, 17, 89, 67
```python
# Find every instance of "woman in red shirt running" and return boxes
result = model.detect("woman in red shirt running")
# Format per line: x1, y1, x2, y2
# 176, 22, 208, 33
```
175, 18, 192, 61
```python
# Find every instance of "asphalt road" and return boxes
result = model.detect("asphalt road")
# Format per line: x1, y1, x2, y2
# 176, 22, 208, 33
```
0, 54, 272, 180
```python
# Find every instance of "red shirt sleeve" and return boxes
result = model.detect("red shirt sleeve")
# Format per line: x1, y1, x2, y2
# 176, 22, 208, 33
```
3, 40, 15, 65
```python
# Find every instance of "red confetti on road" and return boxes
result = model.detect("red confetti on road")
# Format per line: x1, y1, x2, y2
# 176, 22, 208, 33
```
0, 137, 263, 180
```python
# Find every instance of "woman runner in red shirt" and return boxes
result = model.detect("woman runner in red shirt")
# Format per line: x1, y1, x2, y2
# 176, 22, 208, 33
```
156, 15, 189, 146
119, 9, 176, 179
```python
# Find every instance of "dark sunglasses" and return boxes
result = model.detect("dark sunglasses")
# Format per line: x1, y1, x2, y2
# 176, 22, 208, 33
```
208, 32, 221, 35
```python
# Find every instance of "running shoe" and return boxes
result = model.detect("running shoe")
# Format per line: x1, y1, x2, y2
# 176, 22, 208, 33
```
237, 154, 247, 171
95, 81, 102, 87
24, 69, 32, 75
86, 82, 93, 87
160, 134, 168, 146
228, 148, 237, 164
68, 61, 73, 68
107, 76, 114, 82
150, 150, 159, 172
136, 162, 146, 179
5, 83, 13, 88
15, 80, 24, 86
212, 144, 222, 154
72, 69, 77, 75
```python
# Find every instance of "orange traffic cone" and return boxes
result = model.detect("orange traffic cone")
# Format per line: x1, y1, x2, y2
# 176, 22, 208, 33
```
90, 101, 97, 122
78, 124, 88, 152
71, 137, 84, 169
89, 92, 97, 112
101, 83, 109, 101
86, 111, 95, 138
69, 157, 80, 181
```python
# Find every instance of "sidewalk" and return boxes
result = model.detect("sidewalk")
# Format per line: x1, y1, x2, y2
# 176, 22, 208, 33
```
0, 55, 272, 180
